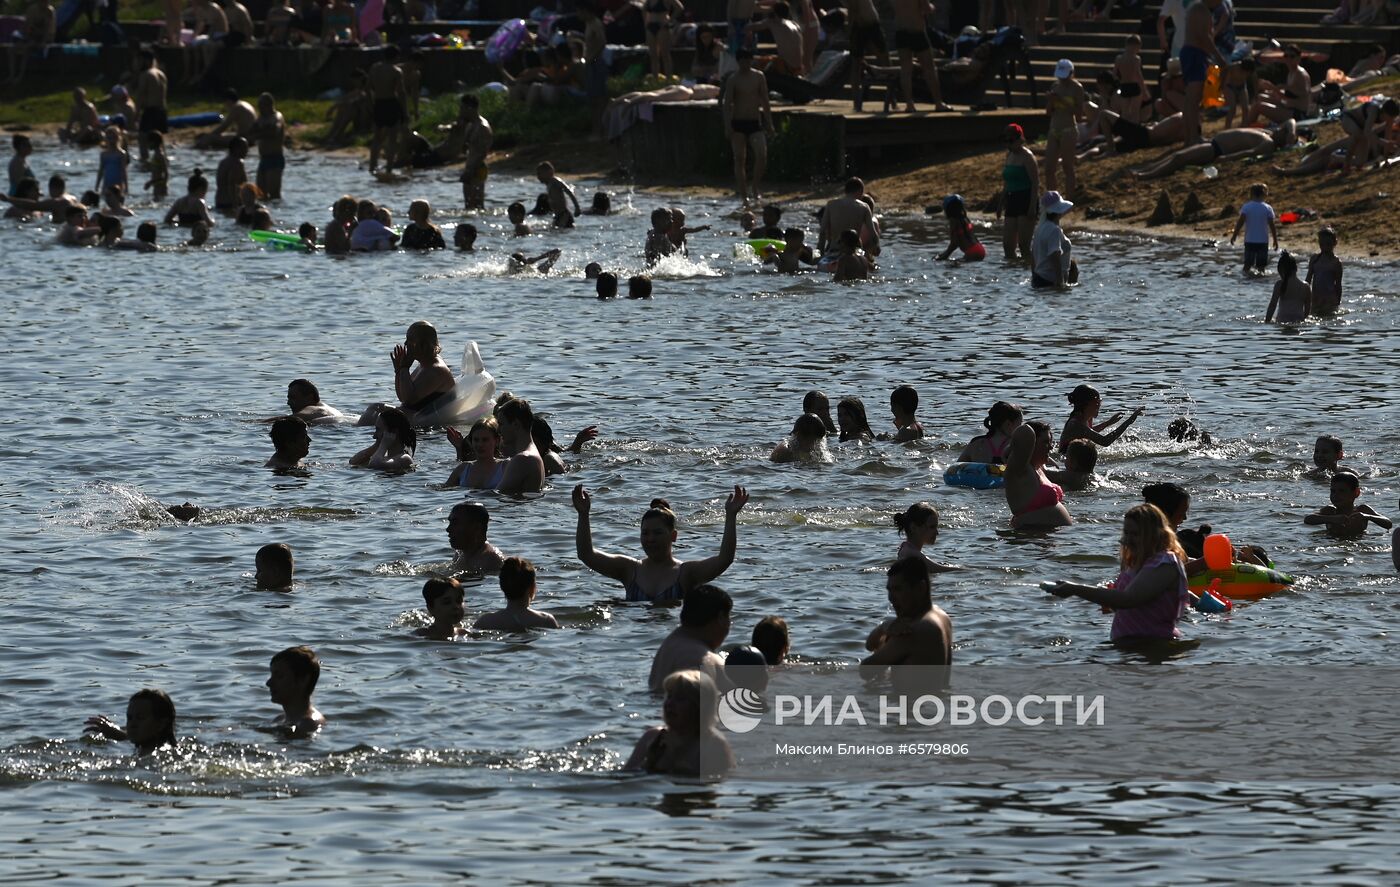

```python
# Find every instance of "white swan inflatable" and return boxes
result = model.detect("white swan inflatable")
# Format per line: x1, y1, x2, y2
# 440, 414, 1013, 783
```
413, 341, 496, 428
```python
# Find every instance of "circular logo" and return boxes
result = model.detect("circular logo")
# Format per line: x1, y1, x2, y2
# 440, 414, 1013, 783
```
717, 688, 765, 734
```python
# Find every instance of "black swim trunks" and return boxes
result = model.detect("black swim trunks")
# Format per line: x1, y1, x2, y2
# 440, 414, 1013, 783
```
1112, 117, 1152, 153
894, 29, 930, 52
373, 98, 405, 129
1118, 82, 1141, 98
139, 106, 169, 134
731, 118, 762, 136
1004, 189, 1032, 218
1210, 138, 1224, 157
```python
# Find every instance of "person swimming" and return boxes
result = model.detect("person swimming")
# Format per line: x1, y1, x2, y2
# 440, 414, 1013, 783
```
893, 502, 957, 573
1004, 421, 1072, 529
836, 395, 876, 443
358, 320, 456, 427
572, 484, 749, 602
959, 401, 1024, 463
1060, 383, 1144, 453
445, 416, 508, 490
84, 689, 177, 754
770, 412, 829, 463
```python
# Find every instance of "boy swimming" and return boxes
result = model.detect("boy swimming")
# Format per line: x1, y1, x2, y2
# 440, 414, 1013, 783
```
1304, 471, 1392, 538
255, 542, 294, 589
473, 557, 560, 631
415, 577, 466, 639
264, 645, 325, 738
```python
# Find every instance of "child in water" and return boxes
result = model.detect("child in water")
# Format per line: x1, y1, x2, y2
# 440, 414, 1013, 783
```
255, 542, 294, 589
85, 689, 177, 754
95, 127, 128, 196
401, 199, 446, 249
415, 577, 466, 639
935, 194, 986, 262
144, 131, 169, 201
163, 169, 215, 228
264, 646, 325, 738
1265, 251, 1312, 323
1305, 227, 1343, 315
770, 413, 829, 463
836, 395, 876, 443
801, 390, 837, 434
893, 502, 957, 573
832, 229, 874, 281
1047, 439, 1097, 490
1230, 182, 1278, 278
508, 201, 531, 236
884, 385, 924, 442
667, 207, 710, 254
1305, 471, 1392, 538
1312, 434, 1344, 474
350, 405, 416, 470
645, 207, 675, 265
537, 161, 581, 227
765, 227, 818, 272
266, 416, 310, 470
473, 556, 560, 631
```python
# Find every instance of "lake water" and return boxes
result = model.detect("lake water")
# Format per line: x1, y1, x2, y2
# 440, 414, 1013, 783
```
3, 141, 1400, 884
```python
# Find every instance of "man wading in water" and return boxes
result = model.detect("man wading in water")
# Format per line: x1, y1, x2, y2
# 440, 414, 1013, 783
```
721, 49, 775, 208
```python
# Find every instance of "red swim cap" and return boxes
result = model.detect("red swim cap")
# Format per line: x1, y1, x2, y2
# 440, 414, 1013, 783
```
1005, 123, 1024, 139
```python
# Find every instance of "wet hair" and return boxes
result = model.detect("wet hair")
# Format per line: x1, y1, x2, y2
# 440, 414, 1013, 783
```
596, 271, 618, 299
98, 214, 122, 238
509, 201, 527, 221
1065, 439, 1098, 471
1119, 504, 1184, 571
12, 133, 31, 151
80, 190, 100, 207
751, 616, 790, 665
591, 192, 611, 214
839, 229, 860, 250
136, 221, 157, 243
1316, 434, 1343, 455
891, 385, 918, 415
290, 379, 319, 400
64, 204, 86, 222
454, 223, 477, 247
377, 405, 416, 453
271, 645, 321, 694
887, 556, 932, 609
725, 644, 770, 692
229, 136, 248, 155
499, 556, 537, 600
460, 416, 502, 460
333, 195, 358, 220
1176, 524, 1211, 559
129, 688, 177, 748
529, 415, 560, 454
1167, 418, 1199, 441
256, 541, 293, 571
496, 396, 534, 431
784, 226, 804, 243
450, 501, 489, 529
406, 320, 441, 355
584, 261, 602, 279
791, 412, 828, 442
642, 498, 677, 532
893, 502, 938, 538
188, 168, 209, 193
836, 396, 875, 440
843, 177, 865, 195
983, 400, 1023, 433
650, 207, 672, 228
680, 584, 733, 627
628, 276, 653, 299
1142, 482, 1189, 518
1332, 470, 1360, 491
422, 576, 463, 606
251, 209, 273, 230
48, 173, 65, 190
298, 222, 316, 241
1067, 384, 1101, 413
269, 415, 309, 449
1278, 250, 1298, 280
1026, 419, 1052, 444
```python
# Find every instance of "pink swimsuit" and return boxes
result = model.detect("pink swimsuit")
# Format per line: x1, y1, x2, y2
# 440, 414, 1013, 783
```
1015, 471, 1064, 517
1110, 552, 1188, 642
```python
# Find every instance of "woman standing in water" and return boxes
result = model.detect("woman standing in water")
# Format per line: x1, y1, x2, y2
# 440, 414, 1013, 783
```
572, 484, 749, 602
996, 123, 1039, 264
1004, 421, 1072, 529
358, 321, 456, 427
1060, 384, 1143, 453
959, 401, 1024, 463
1042, 504, 1189, 643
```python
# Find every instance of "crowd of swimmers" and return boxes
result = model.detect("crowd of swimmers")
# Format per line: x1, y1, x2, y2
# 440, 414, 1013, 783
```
75, 306, 1400, 778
